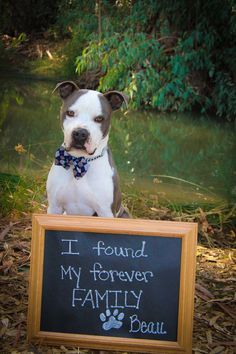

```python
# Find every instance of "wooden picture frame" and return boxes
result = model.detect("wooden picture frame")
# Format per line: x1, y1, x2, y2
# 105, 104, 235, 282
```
28, 214, 197, 353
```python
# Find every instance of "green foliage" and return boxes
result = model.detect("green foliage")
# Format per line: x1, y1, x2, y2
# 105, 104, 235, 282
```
11, 33, 27, 48
55, 1, 96, 37
51, 1, 98, 77
1, 0, 235, 119
213, 72, 236, 120
74, 0, 236, 120
76, 31, 199, 111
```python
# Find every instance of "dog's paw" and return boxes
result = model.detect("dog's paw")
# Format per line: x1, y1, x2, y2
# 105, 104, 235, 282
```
99, 309, 124, 330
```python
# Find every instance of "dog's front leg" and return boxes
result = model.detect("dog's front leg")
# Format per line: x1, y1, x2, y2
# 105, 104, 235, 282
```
95, 205, 114, 218
47, 203, 64, 215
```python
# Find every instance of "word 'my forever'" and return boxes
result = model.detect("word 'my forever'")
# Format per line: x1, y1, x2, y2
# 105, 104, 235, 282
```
60, 238, 148, 259
61, 264, 154, 285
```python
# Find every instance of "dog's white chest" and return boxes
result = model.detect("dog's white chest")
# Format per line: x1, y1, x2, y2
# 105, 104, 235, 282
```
46, 154, 114, 217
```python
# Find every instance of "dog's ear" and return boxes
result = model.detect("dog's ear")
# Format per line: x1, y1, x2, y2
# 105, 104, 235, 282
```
53, 81, 79, 99
103, 91, 128, 111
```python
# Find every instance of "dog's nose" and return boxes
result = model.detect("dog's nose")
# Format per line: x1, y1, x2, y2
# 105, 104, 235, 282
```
72, 128, 89, 145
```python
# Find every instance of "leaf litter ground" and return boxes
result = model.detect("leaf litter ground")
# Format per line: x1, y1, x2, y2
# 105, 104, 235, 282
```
0, 211, 235, 354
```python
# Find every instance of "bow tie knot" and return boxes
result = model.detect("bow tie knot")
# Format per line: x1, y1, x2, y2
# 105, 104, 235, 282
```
55, 146, 106, 179
55, 147, 89, 178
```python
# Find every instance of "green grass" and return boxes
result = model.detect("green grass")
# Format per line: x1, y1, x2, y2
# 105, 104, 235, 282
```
28, 53, 67, 79
0, 172, 47, 217
1, 171, 235, 249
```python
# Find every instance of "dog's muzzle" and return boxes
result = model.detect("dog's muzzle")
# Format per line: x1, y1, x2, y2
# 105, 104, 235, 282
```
71, 128, 90, 148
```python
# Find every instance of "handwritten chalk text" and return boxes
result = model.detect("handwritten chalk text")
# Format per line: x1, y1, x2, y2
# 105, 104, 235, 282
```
61, 239, 80, 255
72, 289, 143, 310
90, 262, 154, 283
92, 240, 148, 258
129, 314, 167, 335
61, 265, 82, 288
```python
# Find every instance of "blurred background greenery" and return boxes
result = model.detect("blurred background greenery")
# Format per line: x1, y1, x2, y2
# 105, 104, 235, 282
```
1, 0, 236, 118
0, 0, 235, 219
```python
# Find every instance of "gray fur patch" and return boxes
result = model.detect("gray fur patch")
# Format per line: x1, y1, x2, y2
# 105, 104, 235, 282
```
107, 148, 122, 216
60, 89, 89, 127
98, 94, 112, 137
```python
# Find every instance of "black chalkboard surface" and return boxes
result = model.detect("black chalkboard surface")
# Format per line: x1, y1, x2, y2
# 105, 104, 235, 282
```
28, 215, 197, 353
41, 230, 181, 341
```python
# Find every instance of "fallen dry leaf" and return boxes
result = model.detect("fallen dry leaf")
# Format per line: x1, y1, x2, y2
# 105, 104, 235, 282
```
0, 217, 235, 354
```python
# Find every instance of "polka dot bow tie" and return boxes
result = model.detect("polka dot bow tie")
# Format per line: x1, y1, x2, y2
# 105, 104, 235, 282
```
54, 146, 104, 179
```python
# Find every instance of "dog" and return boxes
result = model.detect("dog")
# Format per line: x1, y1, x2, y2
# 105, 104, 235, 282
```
46, 81, 129, 218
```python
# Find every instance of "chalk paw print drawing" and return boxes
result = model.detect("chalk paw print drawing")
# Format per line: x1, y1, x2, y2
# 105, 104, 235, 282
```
99, 309, 124, 330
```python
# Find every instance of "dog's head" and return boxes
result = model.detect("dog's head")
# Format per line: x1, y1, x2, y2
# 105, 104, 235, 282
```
53, 81, 128, 157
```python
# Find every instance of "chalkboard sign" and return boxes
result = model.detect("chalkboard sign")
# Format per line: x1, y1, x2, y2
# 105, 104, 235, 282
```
28, 215, 197, 353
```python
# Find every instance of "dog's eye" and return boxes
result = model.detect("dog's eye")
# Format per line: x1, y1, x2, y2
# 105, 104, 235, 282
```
66, 110, 75, 117
94, 115, 104, 123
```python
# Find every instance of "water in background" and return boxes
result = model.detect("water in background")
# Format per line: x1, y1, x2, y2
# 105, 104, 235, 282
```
0, 78, 235, 205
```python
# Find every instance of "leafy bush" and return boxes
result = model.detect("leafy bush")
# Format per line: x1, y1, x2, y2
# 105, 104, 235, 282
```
74, 0, 236, 120
1, 0, 235, 119
213, 72, 236, 120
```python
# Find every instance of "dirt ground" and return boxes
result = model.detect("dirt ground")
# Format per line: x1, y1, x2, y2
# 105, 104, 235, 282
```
0, 217, 235, 354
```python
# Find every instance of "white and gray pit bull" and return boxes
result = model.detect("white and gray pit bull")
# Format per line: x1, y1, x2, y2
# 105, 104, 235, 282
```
46, 81, 129, 218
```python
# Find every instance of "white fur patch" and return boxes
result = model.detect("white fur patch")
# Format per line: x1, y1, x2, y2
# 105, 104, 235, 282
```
47, 151, 114, 217
63, 90, 105, 157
